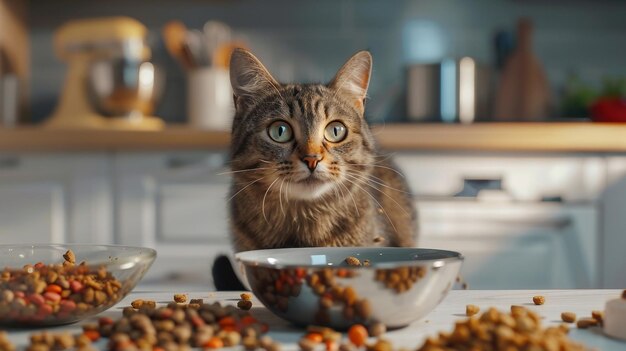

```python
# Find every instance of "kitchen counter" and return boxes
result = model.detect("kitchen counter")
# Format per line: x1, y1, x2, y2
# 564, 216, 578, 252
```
3, 289, 625, 350
2, 123, 626, 152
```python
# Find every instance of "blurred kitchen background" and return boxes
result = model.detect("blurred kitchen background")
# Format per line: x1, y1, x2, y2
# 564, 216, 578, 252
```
1, 0, 625, 290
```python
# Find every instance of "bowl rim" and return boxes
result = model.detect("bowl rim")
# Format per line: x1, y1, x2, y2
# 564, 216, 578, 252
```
0, 243, 157, 264
236, 247, 463, 270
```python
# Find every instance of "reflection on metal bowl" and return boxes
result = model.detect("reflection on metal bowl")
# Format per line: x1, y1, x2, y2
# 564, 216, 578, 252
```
236, 247, 463, 330
87, 59, 163, 118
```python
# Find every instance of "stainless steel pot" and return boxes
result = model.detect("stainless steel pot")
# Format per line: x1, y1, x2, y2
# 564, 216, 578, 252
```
406, 57, 492, 123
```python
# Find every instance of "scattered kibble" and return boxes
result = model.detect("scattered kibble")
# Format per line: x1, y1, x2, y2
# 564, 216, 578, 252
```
347, 324, 368, 347
237, 300, 252, 310
0, 331, 15, 351
173, 293, 187, 303
622, 289, 626, 299
416, 306, 586, 351
591, 310, 604, 324
345, 257, 361, 266
561, 312, 577, 323
533, 295, 545, 305
240, 293, 252, 301
576, 318, 598, 329
466, 304, 480, 316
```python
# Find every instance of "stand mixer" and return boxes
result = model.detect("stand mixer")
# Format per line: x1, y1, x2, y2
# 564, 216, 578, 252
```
45, 17, 164, 130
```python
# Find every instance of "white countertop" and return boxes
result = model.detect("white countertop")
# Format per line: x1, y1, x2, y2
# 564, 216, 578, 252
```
4, 289, 625, 350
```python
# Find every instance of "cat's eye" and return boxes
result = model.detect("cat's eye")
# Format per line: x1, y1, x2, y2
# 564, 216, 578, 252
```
324, 121, 348, 143
267, 120, 293, 143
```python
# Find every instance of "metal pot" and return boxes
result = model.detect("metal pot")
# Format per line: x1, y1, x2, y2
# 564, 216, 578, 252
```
406, 57, 492, 123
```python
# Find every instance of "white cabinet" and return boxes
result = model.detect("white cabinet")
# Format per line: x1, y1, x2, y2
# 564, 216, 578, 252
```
417, 201, 598, 289
0, 154, 112, 244
392, 153, 604, 289
113, 151, 232, 288
602, 157, 626, 288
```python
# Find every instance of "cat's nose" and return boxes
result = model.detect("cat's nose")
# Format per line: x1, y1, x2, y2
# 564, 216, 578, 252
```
301, 154, 323, 172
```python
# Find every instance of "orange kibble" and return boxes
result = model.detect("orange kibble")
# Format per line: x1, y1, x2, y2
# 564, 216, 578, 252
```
204, 337, 224, 349
45, 284, 63, 294
83, 330, 100, 342
295, 268, 307, 279
348, 324, 368, 347
153, 348, 165, 351
218, 316, 236, 328
305, 333, 324, 343
241, 315, 258, 326
325, 340, 338, 351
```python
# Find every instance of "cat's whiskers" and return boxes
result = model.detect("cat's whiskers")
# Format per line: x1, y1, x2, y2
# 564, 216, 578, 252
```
336, 179, 360, 217
344, 170, 412, 194
342, 177, 398, 234
262, 177, 280, 224
348, 163, 406, 178
227, 176, 269, 202
278, 178, 286, 216
343, 173, 410, 217
217, 167, 275, 176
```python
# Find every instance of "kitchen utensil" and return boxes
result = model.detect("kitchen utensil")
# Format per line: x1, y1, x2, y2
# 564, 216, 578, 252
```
162, 20, 194, 70
45, 17, 164, 129
203, 21, 231, 66
87, 59, 164, 118
186, 29, 210, 67
407, 58, 492, 123
236, 247, 463, 329
0, 244, 156, 326
187, 67, 234, 130
494, 18, 550, 121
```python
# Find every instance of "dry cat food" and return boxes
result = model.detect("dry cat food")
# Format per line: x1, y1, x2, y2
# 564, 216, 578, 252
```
0, 249, 123, 325
131, 299, 156, 309
416, 306, 586, 351
561, 312, 577, 323
173, 293, 188, 303
465, 304, 480, 316
344, 257, 361, 266
25, 330, 96, 351
591, 310, 604, 324
0, 331, 15, 351
374, 266, 426, 294
622, 289, 626, 299
91, 300, 273, 351
533, 295, 546, 305
576, 318, 598, 329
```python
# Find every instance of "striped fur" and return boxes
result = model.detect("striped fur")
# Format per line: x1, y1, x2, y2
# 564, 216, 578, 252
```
228, 49, 417, 252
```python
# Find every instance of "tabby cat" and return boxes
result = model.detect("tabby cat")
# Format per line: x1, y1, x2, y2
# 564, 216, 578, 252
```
227, 48, 417, 252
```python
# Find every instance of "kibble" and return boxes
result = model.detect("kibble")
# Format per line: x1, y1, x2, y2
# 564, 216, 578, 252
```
576, 318, 598, 329
465, 304, 480, 316
532, 295, 545, 305
240, 293, 252, 301
591, 310, 604, 324
237, 300, 252, 310
0, 331, 15, 351
0, 249, 123, 325
622, 289, 626, 299
561, 312, 577, 323
345, 257, 361, 266
416, 306, 586, 351
173, 294, 187, 303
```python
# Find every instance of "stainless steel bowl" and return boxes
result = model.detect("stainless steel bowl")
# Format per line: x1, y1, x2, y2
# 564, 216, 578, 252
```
236, 247, 463, 329
87, 59, 163, 118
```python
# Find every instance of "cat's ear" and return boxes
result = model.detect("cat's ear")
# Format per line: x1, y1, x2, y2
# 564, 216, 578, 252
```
329, 51, 372, 113
230, 48, 280, 109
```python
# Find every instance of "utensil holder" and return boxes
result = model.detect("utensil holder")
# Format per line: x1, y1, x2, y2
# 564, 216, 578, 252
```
187, 67, 234, 131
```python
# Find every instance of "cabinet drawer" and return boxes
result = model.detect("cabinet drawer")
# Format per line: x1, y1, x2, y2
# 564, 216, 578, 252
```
395, 153, 605, 202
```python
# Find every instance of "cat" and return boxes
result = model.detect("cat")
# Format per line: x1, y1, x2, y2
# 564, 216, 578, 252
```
226, 48, 417, 251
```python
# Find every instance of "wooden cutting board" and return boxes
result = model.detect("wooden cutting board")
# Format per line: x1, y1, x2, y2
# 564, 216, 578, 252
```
494, 18, 550, 121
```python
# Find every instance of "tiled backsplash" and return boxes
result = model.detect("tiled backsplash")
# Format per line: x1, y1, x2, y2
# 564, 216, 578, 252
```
29, 0, 626, 124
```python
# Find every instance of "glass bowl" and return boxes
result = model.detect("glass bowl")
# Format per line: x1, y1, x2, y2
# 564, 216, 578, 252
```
0, 244, 156, 326
236, 247, 463, 330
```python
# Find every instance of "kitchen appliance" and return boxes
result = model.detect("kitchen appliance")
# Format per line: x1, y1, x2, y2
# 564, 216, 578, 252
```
45, 17, 164, 129
406, 57, 492, 123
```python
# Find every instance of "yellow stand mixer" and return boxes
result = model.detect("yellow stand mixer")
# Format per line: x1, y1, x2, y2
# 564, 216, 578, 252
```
45, 17, 164, 130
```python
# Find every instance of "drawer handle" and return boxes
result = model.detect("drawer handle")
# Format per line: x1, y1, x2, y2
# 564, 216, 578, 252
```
455, 178, 503, 198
